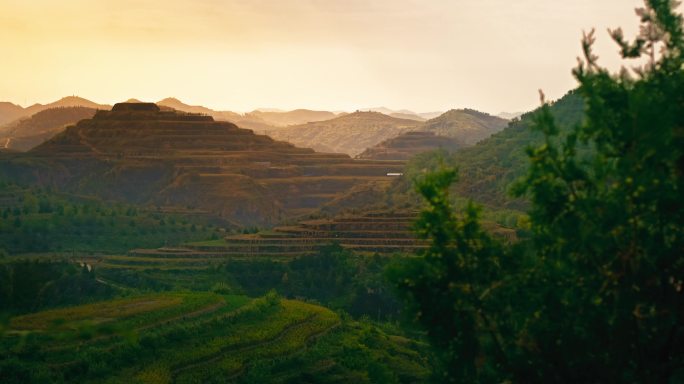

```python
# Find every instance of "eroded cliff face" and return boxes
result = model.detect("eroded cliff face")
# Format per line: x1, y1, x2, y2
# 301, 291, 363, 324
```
0, 103, 404, 226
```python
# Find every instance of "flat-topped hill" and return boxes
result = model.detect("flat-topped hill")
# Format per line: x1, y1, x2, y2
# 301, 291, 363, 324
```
0, 103, 404, 225
111, 102, 160, 112
265, 111, 423, 156
356, 131, 463, 160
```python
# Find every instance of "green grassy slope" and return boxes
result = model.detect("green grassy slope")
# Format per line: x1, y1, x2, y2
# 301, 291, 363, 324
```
388, 91, 585, 212
0, 292, 428, 383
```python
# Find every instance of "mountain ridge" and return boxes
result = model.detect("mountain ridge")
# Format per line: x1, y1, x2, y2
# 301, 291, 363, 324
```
266, 111, 424, 156
0, 103, 404, 225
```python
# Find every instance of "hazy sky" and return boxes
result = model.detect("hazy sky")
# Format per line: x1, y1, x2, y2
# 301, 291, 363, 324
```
0, 0, 671, 114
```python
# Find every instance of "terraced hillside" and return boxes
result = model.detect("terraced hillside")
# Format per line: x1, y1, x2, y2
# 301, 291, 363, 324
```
0, 291, 428, 383
0, 103, 405, 225
265, 111, 423, 156
110, 211, 516, 270
356, 131, 463, 160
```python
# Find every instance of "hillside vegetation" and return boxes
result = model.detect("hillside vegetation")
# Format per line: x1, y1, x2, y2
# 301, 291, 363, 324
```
0, 291, 429, 383
357, 131, 463, 161
421, 108, 509, 145
0, 182, 221, 254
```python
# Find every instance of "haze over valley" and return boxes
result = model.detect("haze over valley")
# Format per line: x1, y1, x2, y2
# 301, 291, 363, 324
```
1, 1, 682, 383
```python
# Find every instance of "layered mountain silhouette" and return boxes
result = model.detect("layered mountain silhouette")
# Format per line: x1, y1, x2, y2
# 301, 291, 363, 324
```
156, 98, 340, 130
0, 102, 26, 126
0, 107, 98, 151
0, 103, 403, 225
268, 108, 509, 157
1, 96, 510, 163
333, 91, 585, 214
0, 96, 109, 126
246, 109, 338, 127
388, 112, 426, 121
357, 108, 508, 158
266, 111, 424, 156
361, 107, 438, 121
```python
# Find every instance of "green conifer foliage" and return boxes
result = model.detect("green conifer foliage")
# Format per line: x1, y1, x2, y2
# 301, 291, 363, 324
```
390, 1, 684, 382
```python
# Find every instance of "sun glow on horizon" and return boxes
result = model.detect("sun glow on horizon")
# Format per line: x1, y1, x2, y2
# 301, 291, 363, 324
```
0, 0, 668, 114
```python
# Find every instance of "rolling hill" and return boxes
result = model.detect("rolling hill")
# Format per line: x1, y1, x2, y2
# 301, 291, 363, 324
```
421, 108, 509, 145
266, 111, 424, 156
446, 91, 584, 209
319, 91, 585, 216
156, 98, 338, 131
0, 102, 404, 226
0, 96, 109, 127
0, 107, 98, 151
356, 131, 463, 160
0, 102, 26, 126
0, 290, 429, 383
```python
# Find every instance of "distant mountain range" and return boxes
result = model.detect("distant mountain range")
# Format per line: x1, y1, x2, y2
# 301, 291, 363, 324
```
0, 97, 345, 151
268, 108, 509, 156
0, 96, 109, 126
0, 102, 404, 225
496, 111, 525, 120
0, 96, 511, 157
0, 107, 98, 151
361, 107, 442, 120
0, 103, 26, 127
247, 109, 338, 127
266, 111, 424, 156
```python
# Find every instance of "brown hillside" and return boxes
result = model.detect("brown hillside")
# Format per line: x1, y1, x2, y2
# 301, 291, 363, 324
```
0, 103, 404, 226
0, 102, 26, 126
0, 107, 98, 151
0, 96, 110, 128
356, 131, 463, 161
266, 111, 423, 156
422, 109, 508, 145
156, 97, 276, 132
23, 96, 110, 116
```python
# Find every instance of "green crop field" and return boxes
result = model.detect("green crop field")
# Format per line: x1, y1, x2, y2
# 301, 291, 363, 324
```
0, 291, 427, 383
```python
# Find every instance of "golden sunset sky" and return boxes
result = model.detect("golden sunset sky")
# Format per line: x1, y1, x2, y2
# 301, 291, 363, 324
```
0, 0, 669, 114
